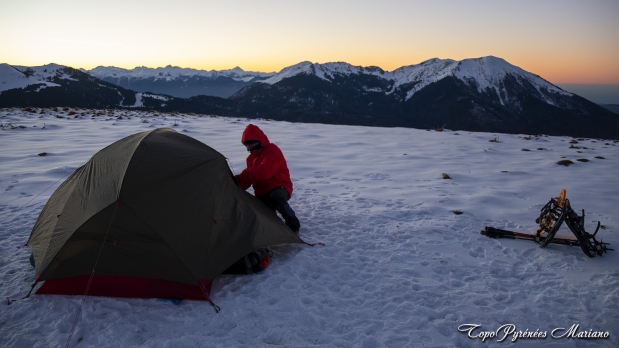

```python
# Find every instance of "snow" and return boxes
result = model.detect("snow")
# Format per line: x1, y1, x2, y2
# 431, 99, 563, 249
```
0, 64, 61, 93
144, 93, 170, 101
363, 86, 383, 93
132, 93, 144, 108
453, 57, 571, 103
126, 93, 170, 108
259, 62, 383, 85
14, 63, 78, 82
1, 108, 618, 347
259, 61, 315, 84
387, 58, 460, 99
85, 65, 275, 81
232, 76, 256, 82
257, 57, 574, 103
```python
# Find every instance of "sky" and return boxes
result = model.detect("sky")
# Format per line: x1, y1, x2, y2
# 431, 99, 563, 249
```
1, 0, 618, 85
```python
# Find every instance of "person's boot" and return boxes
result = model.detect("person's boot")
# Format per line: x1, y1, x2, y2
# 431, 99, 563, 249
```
285, 215, 300, 234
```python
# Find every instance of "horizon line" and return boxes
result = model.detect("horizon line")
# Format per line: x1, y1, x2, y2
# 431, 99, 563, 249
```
4, 60, 619, 86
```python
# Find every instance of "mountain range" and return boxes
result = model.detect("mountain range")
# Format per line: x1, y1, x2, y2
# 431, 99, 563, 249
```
1, 57, 617, 139
0, 63, 136, 108
84, 65, 274, 98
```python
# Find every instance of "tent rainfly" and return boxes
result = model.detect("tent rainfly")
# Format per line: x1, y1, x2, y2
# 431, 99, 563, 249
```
28, 128, 303, 301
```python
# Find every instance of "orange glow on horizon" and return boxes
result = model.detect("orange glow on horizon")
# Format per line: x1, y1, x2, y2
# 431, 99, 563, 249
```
5, 51, 618, 86
59, 55, 617, 86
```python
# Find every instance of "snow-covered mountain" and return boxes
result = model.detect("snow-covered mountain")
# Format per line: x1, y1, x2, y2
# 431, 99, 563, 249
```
258, 56, 571, 103
0, 63, 65, 93
86, 65, 273, 81
2, 58, 617, 138
232, 56, 617, 139
0, 63, 155, 109
0, 63, 238, 114
257, 61, 385, 85
83, 65, 275, 98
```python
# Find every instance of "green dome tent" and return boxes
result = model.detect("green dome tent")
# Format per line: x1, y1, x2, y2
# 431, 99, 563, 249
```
28, 128, 303, 301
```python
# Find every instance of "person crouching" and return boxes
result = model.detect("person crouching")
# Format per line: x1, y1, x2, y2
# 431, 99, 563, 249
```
236, 124, 301, 234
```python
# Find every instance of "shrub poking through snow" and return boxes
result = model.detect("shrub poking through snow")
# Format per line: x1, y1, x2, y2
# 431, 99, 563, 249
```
452, 210, 464, 215
441, 173, 452, 179
577, 158, 589, 162
557, 160, 574, 166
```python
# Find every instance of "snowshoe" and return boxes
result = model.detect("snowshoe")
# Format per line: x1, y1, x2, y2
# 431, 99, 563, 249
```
535, 189, 567, 247
483, 189, 612, 258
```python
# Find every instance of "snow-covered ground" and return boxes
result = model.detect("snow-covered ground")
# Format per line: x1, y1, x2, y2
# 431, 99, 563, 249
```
1, 108, 618, 347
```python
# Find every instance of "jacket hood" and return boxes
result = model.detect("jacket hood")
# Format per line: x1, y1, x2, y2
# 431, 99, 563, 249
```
241, 124, 270, 146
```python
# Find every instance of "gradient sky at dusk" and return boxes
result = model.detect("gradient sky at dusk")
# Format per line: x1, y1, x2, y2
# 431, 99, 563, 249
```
1, 0, 618, 85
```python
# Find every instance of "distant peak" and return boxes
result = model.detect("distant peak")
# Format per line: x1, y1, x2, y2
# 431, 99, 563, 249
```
289, 61, 313, 68
43, 63, 66, 69
83, 64, 275, 79
471, 55, 507, 63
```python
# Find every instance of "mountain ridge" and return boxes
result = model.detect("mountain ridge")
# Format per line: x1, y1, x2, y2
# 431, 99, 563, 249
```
254, 56, 570, 102
85, 65, 275, 81
228, 57, 617, 138
1, 58, 617, 139
83, 65, 275, 98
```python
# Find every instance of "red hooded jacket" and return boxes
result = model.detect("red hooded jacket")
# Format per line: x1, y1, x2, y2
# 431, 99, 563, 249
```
237, 124, 293, 199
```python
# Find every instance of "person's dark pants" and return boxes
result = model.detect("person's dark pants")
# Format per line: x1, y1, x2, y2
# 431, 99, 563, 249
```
258, 187, 300, 233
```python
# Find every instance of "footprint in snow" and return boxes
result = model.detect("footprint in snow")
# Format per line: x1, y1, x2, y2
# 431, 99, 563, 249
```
363, 173, 391, 180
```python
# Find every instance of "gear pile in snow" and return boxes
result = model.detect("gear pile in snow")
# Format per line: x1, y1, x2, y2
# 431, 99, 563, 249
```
482, 189, 612, 258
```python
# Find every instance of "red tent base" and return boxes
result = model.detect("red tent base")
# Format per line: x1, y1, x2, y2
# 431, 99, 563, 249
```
36, 275, 212, 301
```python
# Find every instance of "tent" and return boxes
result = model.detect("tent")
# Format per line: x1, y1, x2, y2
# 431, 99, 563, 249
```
28, 128, 303, 301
